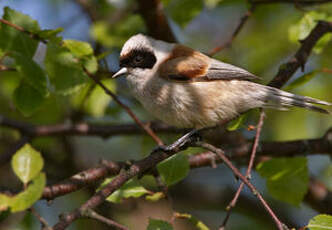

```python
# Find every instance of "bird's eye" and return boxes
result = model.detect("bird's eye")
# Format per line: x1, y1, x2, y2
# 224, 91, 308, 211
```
134, 54, 144, 64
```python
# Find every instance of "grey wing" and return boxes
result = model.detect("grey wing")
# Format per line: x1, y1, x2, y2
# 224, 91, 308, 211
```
205, 59, 260, 81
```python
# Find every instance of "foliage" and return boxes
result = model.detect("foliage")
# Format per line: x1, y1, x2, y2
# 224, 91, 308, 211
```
256, 157, 309, 206
308, 214, 332, 230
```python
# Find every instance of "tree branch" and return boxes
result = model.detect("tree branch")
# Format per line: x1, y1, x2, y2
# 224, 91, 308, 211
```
137, 0, 176, 42
268, 20, 332, 88
208, 5, 255, 56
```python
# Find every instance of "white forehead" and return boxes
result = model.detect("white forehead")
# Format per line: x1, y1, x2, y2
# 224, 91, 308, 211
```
120, 34, 175, 62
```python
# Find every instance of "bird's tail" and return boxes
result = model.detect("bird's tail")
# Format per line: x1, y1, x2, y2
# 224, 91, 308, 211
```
260, 85, 331, 114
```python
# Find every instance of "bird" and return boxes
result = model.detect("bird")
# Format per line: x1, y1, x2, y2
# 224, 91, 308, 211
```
112, 34, 331, 129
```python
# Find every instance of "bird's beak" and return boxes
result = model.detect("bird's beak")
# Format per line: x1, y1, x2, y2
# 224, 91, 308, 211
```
112, 67, 128, 78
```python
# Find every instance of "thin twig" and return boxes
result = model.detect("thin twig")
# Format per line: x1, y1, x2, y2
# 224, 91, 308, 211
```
208, 5, 255, 56
219, 110, 265, 229
84, 69, 164, 145
0, 19, 48, 43
30, 207, 52, 230
196, 142, 288, 230
83, 209, 129, 230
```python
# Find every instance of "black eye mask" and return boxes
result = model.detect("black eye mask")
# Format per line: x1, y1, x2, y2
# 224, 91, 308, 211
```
120, 49, 157, 69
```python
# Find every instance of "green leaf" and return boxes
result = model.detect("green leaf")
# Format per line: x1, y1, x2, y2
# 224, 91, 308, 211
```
12, 53, 48, 96
174, 212, 210, 230
36, 28, 63, 42
45, 42, 88, 95
13, 81, 46, 116
11, 144, 44, 184
0, 194, 11, 211
98, 178, 148, 203
0, 7, 40, 58
10, 172, 46, 212
284, 71, 318, 91
84, 80, 115, 117
289, 11, 332, 54
157, 153, 190, 186
256, 157, 309, 206
166, 0, 203, 27
90, 15, 145, 48
146, 219, 173, 230
227, 113, 247, 131
146, 192, 165, 202
308, 214, 332, 230
63, 40, 94, 57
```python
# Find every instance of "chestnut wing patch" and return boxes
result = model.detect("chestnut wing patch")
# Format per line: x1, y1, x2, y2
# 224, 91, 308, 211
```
159, 45, 259, 82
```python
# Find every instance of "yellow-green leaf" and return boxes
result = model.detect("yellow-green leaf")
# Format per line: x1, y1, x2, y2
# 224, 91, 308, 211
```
10, 173, 46, 212
98, 178, 148, 203
11, 144, 44, 184
308, 214, 332, 230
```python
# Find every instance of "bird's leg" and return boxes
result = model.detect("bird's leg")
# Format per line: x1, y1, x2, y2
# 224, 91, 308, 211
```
152, 129, 202, 154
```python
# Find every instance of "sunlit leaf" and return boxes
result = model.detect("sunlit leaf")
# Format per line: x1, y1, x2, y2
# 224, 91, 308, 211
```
13, 81, 46, 116
36, 27, 63, 42
63, 40, 94, 57
157, 153, 190, 186
11, 144, 44, 184
256, 157, 309, 206
289, 11, 332, 53
146, 192, 165, 202
174, 212, 210, 230
10, 173, 46, 212
84, 80, 115, 117
307, 214, 332, 230
0, 7, 40, 58
98, 178, 148, 203
227, 113, 247, 131
146, 218, 173, 230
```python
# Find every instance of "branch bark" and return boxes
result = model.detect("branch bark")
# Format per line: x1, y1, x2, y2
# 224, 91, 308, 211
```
137, 0, 176, 42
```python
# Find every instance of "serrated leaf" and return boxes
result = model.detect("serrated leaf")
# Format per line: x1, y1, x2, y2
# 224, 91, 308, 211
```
174, 212, 210, 230
12, 53, 48, 96
166, 0, 203, 27
84, 79, 115, 117
10, 172, 46, 212
98, 178, 148, 203
0, 7, 40, 58
13, 81, 46, 116
147, 219, 173, 230
284, 71, 318, 91
11, 144, 44, 184
227, 113, 247, 131
289, 11, 332, 54
45, 42, 88, 95
308, 214, 332, 230
157, 153, 190, 186
256, 157, 309, 206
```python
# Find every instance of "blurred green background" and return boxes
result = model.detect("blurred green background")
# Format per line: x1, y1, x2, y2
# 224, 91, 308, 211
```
0, 0, 331, 229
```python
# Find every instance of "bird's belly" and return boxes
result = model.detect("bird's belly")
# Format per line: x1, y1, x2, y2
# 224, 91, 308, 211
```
128, 78, 240, 128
